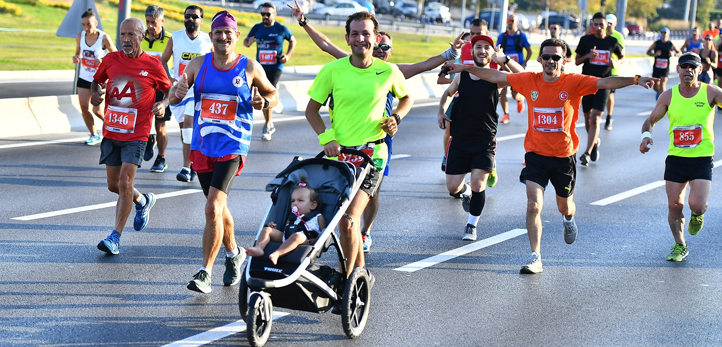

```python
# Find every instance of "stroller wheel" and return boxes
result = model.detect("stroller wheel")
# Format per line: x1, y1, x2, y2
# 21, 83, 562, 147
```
247, 293, 273, 347
238, 263, 249, 322
341, 267, 371, 339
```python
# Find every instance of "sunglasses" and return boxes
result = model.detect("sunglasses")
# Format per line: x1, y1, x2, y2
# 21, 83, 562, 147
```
679, 63, 698, 69
705, 37, 714, 41
261, 12, 272, 17
374, 44, 392, 51
540, 54, 563, 61
185, 14, 201, 19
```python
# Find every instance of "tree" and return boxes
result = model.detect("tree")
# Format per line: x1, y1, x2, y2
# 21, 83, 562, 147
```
696, 0, 714, 26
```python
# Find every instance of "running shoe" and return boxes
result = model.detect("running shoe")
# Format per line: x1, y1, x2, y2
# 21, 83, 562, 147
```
667, 243, 688, 262
579, 153, 590, 167
462, 224, 477, 241
520, 252, 543, 274
85, 134, 102, 146
133, 193, 155, 231
516, 101, 525, 113
176, 168, 191, 182
590, 138, 601, 162
187, 270, 212, 293
97, 232, 120, 255
605, 117, 613, 131
143, 135, 156, 161
262, 123, 276, 141
689, 213, 704, 235
362, 233, 373, 253
563, 218, 578, 244
441, 155, 447, 172
150, 157, 167, 173
223, 249, 246, 286
487, 168, 498, 188
500, 114, 510, 124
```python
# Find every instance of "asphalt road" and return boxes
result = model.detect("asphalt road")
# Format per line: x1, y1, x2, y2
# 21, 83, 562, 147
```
2, 80, 722, 346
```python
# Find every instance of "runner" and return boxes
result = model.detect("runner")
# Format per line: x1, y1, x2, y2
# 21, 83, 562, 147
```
647, 27, 679, 100
639, 52, 722, 262
170, 11, 279, 293
142, 5, 173, 172
698, 33, 718, 85
160, 5, 212, 183
73, 8, 116, 145
716, 36, 722, 92
604, 14, 625, 131
305, 11, 412, 279
437, 37, 521, 241
681, 27, 703, 53
702, 22, 719, 40
574, 12, 624, 166
244, 2, 296, 141
496, 14, 530, 124
544, 23, 572, 63
442, 38, 656, 273
91, 18, 171, 255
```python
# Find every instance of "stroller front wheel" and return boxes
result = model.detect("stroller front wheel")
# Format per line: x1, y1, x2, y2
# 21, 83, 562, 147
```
341, 267, 371, 339
247, 292, 273, 347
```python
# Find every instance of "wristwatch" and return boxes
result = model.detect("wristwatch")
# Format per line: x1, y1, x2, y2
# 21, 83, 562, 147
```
263, 97, 270, 109
299, 15, 308, 27
391, 113, 401, 125
504, 56, 510, 64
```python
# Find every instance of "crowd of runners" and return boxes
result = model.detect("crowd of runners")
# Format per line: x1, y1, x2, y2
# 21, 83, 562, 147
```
75, 2, 722, 294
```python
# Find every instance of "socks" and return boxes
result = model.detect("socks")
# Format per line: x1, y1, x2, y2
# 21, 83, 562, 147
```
226, 246, 240, 258
200, 266, 210, 275
467, 214, 480, 226
136, 194, 147, 209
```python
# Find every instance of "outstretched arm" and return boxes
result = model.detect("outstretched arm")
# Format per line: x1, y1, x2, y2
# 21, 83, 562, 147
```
442, 62, 509, 85
397, 32, 465, 79
597, 75, 657, 90
288, 0, 349, 59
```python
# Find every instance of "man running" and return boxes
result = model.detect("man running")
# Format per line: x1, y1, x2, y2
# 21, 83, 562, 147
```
91, 18, 171, 255
544, 23, 572, 63
647, 27, 679, 100
171, 11, 279, 293
306, 12, 412, 279
244, 2, 296, 141
574, 12, 624, 166
142, 5, 173, 172
161, 5, 212, 182
681, 27, 703, 53
604, 14, 625, 131
497, 14, 530, 124
443, 38, 656, 273
698, 33, 718, 85
639, 52, 722, 262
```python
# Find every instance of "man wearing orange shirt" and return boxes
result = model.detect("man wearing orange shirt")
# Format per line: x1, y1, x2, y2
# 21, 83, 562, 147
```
443, 38, 657, 274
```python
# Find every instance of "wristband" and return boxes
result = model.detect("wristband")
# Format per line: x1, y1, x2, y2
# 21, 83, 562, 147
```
634, 75, 640, 85
504, 56, 510, 64
318, 128, 336, 146
440, 46, 459, 61
641, 131, 652, 141
299, 15, 308, 27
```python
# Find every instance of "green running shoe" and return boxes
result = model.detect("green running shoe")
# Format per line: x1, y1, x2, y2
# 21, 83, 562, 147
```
689, 213, 704, 235
667, 243, 689, 262
487, 168, 498, 187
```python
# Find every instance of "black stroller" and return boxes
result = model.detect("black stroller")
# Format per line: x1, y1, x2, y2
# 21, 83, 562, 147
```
239, 149, 375, 347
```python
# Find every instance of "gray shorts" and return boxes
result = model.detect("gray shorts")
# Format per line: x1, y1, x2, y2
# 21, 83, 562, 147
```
99, 138, 146, 167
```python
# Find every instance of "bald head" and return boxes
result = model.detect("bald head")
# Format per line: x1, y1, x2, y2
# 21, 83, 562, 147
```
120, 18, 145, 57
121, 17, 145, 35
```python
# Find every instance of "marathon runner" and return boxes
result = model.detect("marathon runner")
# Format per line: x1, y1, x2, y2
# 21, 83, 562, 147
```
74, 8, 116, 145
161, 5, 213, 183
698, 33, 718, 84
244, 2, 296, 141
647, 27, 679, 100
91, 18, 171, 255
496, 13, 530, 124
442, 38, 656, 274
543, 23, 572, 63
604, 14, 625, 131
639, 52, 722, 262
170, 11, 279, 293
681, 27, 703, 53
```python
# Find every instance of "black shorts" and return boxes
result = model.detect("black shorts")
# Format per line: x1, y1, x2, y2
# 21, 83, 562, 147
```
154, 91, 172, 122
99, 138, 146, 167
582, 88, 611, 113
664, 155, 713, 183
77, 78, 92, 89
610, 89, 616, 94
520, 152, 576, 198
263, 67, 283, 87
445, 137, 496, 175
653, 67, 670, 78
197, 155, 243, 196
715, 68, 722, 77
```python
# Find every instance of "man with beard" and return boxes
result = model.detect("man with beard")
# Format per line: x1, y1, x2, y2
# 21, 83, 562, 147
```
244, 2, 296, 141
640, 53, 722, 262
91, 18, 172, 255
647, 27, 679, 100
161, 5, 212, 182
171, 11, 279, 293
442, 38, 656, 273
437, 35, 523, 241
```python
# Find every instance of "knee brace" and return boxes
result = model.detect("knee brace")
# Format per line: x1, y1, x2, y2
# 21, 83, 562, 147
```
181, 128, 193, 144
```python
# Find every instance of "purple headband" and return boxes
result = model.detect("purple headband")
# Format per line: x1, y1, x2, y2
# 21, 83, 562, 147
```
211, 10, 237, 31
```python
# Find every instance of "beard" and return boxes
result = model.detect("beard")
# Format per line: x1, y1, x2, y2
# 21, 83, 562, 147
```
185, 21, 199, 33
121, 42, 134, 55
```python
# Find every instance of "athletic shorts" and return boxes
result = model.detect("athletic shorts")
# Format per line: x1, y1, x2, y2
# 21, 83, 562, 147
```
445, 137, 496, 175
520, 152, 576, 198
714, 68, 722, 77
76, 77, 92, 89
610, 89, 616, 94
99, 138, 146, 167
653, 67, 670, 78
191, 151, 245, 196
664, 155, 713, 183
263, 67, 283, 87
170, 98, 194, 123
154, 91, 172, 122
582, 88, 611, 113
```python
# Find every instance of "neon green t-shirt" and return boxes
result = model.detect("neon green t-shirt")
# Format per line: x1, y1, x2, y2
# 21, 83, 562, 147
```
308, 56, 408, 146
667, 84, 715, 157
610, 30, 625, 76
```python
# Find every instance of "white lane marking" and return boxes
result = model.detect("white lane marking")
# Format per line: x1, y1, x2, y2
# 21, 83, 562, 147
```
394, 229, 527, 272
12, 189, 202, 221
162, 312, 289, 347
636, 110, 651, 116
390, 154, 411, 160
0, 137, 89, 150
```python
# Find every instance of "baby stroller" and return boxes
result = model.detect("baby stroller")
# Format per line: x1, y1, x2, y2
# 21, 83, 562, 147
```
239, 149, 375, 347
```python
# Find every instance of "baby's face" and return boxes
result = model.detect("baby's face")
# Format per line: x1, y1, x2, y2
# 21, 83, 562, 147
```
291, 188, 316, 215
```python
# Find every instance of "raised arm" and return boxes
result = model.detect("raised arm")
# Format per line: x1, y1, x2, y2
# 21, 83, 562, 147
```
288, 0, 349, 59
397, 32, 464, 79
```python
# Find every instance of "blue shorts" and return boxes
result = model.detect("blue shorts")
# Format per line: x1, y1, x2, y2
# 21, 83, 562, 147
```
383, 134, 392, 176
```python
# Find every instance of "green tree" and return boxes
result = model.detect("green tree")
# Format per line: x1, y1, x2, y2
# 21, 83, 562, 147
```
696, 0, 714, 26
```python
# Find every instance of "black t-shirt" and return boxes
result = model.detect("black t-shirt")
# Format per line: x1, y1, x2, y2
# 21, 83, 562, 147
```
575, 34, 623, 77
449, 71, 499, 141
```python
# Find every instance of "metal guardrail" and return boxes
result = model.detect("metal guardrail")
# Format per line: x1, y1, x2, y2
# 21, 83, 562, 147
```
304, 13, 462, 37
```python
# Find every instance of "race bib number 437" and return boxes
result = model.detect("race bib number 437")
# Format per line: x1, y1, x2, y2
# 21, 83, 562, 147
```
532, 107, 564, 132
673, 124, 703, 148
200, 93, 239, 124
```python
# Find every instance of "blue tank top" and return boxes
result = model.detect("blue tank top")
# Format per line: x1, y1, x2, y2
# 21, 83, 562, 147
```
192, 54, 254, 157
687, 37, 703, 53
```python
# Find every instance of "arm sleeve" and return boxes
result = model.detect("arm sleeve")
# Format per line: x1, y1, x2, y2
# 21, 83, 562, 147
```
390, 64, 408, 99
307, 65, 333, 104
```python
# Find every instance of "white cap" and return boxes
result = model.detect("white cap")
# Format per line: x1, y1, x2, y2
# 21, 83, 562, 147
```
606, 14, 617, 23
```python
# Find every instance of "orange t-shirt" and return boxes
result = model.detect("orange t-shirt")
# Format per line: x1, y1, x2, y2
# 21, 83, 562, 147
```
507, 72, 599, 157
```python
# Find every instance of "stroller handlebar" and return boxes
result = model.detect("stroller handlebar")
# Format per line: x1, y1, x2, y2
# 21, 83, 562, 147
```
315, 148, 373, 165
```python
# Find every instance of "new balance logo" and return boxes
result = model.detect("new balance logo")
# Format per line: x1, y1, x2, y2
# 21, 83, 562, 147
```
139, 70, 149, 77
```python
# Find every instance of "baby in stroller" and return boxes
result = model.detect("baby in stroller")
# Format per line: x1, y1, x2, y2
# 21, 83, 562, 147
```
246, 177, 327, 265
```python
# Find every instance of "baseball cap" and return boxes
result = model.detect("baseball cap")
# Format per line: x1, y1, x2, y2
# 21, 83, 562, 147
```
661, 27, 670, 33
471, 34, 494, 47
605, 14, 617, 23
678, 52, 702, 67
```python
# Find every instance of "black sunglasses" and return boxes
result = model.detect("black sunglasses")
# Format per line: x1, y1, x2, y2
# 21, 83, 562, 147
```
679, 63, 698, 69
261, 12, 272, 17
540, 54, 563, 61
374, 44, 392, 51
185, 14, 201, 19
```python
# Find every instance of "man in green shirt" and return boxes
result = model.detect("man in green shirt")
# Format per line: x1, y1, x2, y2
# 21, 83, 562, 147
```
605, 14, 626, 131
306, 12, 413, 281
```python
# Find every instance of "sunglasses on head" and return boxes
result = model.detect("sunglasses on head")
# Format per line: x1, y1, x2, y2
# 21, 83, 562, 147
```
261, 12, 272, 17
541, 54, 563, 61
374, 44, 392, 51
679, 63, 697, 69
185, 14, 201, 19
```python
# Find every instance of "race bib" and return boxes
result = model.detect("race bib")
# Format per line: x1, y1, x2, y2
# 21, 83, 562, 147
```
508, 53, 520, 62
462, 59, 475, 66
199, 93, 239, 124
178, 62, 187, 77
532, 107, 564, 133
690, 47, 699, 53
673, 125, 703, 148
655, 58, 668, 69
104, 105, 138, 133
259, 50, 277, 65
590, 50, 610, 65
81, 50, 98, 69
146, 51, 162, 60
338, 147, 374, 167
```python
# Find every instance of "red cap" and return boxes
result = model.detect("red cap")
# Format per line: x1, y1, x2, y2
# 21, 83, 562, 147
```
470, 34, 494, 47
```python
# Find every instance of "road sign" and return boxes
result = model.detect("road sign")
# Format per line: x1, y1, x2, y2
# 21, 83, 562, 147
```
56, 0, 103, 38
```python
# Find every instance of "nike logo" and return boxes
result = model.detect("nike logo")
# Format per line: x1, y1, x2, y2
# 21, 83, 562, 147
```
376, 70, 387, 75
565, 186, 571, 191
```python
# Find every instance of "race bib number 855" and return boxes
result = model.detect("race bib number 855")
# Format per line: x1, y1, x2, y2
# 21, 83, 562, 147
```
673, 124, 703, 148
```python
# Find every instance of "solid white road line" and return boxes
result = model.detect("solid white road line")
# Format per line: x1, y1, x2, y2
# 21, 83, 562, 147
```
636, 110, 652, 116
394, 229, 527, 273
0, 137, 89, 150
161, 313, 289, 347
390, 154, 411, 160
